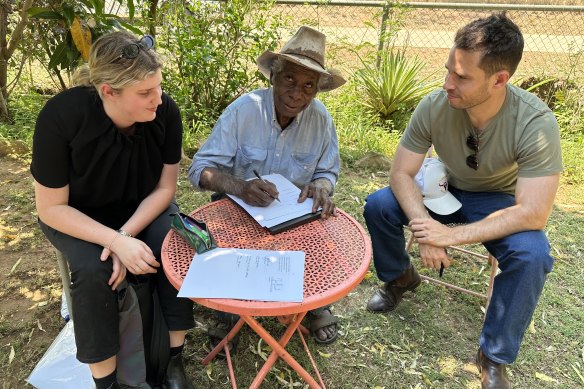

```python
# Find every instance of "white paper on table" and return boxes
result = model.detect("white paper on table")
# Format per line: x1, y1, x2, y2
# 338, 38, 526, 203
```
178, 247, 305, 302
227, 174, 319, 228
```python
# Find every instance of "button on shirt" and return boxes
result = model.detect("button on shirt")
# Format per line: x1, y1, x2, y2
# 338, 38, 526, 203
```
188, 87, 340, 189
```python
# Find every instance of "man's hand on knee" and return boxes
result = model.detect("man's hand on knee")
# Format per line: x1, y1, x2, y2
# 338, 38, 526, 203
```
409, 218, 455, 247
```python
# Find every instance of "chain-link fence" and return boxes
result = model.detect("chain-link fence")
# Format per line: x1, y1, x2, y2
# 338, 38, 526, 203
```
272, 1, 584, 82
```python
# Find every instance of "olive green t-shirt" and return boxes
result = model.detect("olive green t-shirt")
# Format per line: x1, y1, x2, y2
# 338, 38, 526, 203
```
401, 84, 562, 194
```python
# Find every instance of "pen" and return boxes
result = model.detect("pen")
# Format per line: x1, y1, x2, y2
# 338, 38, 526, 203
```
252, 170, 281, 202
440, 248, 447, 277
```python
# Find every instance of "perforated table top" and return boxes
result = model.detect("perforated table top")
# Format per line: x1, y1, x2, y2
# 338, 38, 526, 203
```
162, 199, 371, 316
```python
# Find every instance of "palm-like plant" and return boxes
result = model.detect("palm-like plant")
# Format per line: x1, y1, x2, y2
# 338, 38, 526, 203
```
354, 49, 441, 120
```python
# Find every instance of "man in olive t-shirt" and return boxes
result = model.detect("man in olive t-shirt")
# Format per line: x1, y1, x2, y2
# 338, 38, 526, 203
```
363, 14, 562, 389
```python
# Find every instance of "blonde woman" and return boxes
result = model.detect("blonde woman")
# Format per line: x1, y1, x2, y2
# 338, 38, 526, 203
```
31, 31, 195, 389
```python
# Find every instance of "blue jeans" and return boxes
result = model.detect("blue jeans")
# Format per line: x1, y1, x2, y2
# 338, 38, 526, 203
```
363, 186, 554, 364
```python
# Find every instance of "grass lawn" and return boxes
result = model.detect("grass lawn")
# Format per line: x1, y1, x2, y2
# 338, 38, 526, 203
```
170, 165, 584, 388
0, 148, 583, 388
0, 86, 582, 388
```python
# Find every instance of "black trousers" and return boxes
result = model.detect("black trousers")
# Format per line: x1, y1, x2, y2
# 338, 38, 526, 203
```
40, 203, 194, 364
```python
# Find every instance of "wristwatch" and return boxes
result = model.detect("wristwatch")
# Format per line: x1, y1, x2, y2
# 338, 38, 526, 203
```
117, 229, 133, 238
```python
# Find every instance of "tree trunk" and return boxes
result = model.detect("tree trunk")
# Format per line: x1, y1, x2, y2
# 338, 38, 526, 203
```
0, 0, 34, 122
0, 88, 8, 122
1, 1, 9, 117
148, 0, 159, 38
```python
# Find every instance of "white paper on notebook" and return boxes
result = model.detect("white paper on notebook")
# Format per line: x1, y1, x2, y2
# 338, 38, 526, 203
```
178, 247, 305, 302
227, 173, 318, 228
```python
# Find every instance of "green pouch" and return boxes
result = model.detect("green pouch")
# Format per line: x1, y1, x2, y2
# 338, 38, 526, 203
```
170, 212, 217, 254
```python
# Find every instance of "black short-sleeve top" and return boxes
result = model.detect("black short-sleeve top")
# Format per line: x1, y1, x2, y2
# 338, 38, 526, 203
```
30, 86, 183, 227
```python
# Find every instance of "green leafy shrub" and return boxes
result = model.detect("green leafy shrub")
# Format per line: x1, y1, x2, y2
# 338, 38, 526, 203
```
320, 84, 400, 166
516, 76, 574, 108
0, 92, 48, 144
158, 0, 285, 155
353, 49, 440, 126
554, 87, 584, 140
27, 0, 140, 90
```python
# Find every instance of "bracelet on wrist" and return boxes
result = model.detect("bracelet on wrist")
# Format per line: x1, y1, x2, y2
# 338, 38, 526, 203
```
107, 232, 119, 250
117, 229, 133, 238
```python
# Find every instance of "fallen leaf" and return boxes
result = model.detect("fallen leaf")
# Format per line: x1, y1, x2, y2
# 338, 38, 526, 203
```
37, 319, 45, 332
9, 257, 22, 275
528, 319, 536, 334
37, 301, 49, 307
535, 372, 558, 383
8, 346, 15, 364
257, 339, 268, 360
205, 363, 214, 380
274, 372, 289, 385
317, 350, 332, 358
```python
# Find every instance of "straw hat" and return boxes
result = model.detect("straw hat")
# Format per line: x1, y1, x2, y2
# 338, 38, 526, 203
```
256, 26, 346, 92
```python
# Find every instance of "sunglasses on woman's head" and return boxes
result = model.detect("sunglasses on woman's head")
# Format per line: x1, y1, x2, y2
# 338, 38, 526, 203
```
119, 35, 155, 60
466, 134, 479, 170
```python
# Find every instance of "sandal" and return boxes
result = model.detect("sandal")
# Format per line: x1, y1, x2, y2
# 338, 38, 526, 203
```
208, 320, 240, 357
308, 308, 340, 345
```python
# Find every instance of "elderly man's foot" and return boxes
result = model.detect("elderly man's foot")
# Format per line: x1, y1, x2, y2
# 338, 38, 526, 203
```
208, 319, 240, 358
308, 308, 339, 344
367, 265, 421, 312
476, 348, 512, 389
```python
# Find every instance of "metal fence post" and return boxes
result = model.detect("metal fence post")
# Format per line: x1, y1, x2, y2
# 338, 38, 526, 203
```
377, 1, 391, 69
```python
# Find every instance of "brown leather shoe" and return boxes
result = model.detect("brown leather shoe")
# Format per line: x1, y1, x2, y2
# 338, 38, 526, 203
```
476, 348, 511, 389
367, 265, 421, 312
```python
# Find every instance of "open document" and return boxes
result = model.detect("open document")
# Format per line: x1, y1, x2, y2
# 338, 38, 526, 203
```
178, 248, 305, 302
227, 173, 321, 233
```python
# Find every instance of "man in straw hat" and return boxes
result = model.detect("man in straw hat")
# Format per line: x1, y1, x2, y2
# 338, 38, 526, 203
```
189, 26, 346, 345
363, 13, 561, 388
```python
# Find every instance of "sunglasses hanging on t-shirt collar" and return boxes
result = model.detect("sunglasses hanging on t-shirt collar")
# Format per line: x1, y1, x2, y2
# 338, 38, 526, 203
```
118, 35, 155, 60
466, 134, 480, 170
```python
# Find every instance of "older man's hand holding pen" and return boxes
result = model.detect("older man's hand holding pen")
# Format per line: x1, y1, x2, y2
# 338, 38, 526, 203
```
238, 170, 280, 207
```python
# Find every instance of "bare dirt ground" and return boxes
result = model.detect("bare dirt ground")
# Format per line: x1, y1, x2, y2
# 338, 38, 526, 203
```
0, 155, 64, 388
277, 5, 584, 80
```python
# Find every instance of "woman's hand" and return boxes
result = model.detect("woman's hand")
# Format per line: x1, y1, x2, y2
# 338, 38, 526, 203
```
101, 251, 127, 290
101, 234, 159, 276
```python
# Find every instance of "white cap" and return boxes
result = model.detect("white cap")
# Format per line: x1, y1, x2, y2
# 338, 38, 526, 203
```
415, 158, 462, 215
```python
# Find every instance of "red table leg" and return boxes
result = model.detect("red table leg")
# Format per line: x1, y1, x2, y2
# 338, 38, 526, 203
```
245, 312, 323, 389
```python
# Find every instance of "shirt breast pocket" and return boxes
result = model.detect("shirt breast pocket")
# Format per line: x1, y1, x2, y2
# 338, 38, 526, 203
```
233, 146, 267, 178
289, 152, 318, 186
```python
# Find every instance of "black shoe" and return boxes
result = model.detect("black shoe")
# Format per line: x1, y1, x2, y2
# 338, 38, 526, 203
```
476, 348, 512, 389
163, 354, 194, 389
366, 265, 421, 312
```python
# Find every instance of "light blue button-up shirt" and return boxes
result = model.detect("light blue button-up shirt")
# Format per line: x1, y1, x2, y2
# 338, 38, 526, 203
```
188, 87, 340, 190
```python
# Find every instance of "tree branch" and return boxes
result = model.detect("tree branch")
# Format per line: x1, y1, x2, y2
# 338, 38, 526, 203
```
6, 0, 34, 59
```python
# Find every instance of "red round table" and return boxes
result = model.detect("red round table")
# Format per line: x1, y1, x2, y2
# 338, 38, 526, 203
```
162, 199, 371, 388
